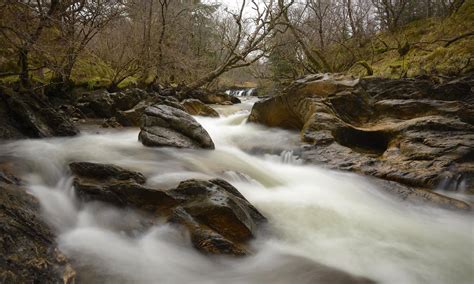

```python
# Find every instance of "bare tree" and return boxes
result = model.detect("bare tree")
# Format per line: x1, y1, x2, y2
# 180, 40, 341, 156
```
0, 0, 64, 87
92, 19, 141, 91
187, 0, 295, 89
280, 0, 333, 72
51, 0, 125, 88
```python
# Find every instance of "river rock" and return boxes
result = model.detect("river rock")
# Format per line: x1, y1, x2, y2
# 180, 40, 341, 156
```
139, 104, 215, 149
69, 162, 176, 210
184, 89, 241, 104
76, 88, 151, 118
0, 87, 79, 139
69, 162, 266, 255
0, 167, 76, 283
249, 73, 474, 206
169, 179, 266, 243
182, 99, 219, 117
69, 162, 146, 183
116, 95, 185, 127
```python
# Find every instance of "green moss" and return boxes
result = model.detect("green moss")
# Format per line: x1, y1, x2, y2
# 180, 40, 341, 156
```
117, 76, 139, 89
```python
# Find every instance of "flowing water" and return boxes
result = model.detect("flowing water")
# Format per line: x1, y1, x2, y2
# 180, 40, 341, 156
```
1, 98, 473, 284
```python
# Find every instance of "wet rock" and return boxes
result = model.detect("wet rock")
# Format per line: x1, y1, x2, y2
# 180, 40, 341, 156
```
59, 104, 85, 119
102, 117, 122, 128
184, 89, 241, 104
249, 73, 474, 207
116, 95, 185, 127
69, 162, 146, 184
182, 99, 219, 117
0, 167, 76, 283
70, 162, 177, 211
169, 179, 267, 243
169, 207, 249, 256
68, 162, 266, 256
76, 88, 152, 119
0, 87, 79, 139
139, 104, 215, 149
112, 88, 149, 111
116, 105, 144, 127
76, 89, 115, 118
373, 178, 470, 211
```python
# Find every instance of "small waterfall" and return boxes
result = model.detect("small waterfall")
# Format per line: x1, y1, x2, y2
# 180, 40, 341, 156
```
225, 88, 256, 97
280, 150, 302, 165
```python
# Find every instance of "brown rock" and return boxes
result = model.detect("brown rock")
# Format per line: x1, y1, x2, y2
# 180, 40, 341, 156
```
69, 162, 266, 256
184, 89, 241, 104
182, 99, 219, 117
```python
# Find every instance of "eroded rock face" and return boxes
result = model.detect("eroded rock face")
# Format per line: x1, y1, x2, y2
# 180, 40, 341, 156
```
0, 167, 76, 283
139, 104, 215, 149
249, 73, 474, 207
182, 99, 219, 117
0, 87, 79, 139
69, 162, 265, 255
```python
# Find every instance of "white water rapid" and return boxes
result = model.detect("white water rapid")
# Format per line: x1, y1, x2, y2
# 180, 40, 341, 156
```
1, 98, 472, 284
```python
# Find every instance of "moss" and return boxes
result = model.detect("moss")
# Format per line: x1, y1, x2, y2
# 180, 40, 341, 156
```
117, 76, 139, 89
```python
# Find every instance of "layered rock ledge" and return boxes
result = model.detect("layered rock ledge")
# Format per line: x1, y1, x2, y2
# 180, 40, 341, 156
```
249, 73, 473, 209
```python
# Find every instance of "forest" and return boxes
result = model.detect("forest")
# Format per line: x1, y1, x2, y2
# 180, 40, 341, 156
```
0, 1, 473, 284
1, 0, 472, 91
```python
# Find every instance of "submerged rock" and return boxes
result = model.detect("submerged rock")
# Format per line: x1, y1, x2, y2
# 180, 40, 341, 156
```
139, 104, 215, 149
69, 162, 265, 255
249, 73, 474, 207
0, 167, 76, 283
0, 87, 79, 139
182, 99, 219, 117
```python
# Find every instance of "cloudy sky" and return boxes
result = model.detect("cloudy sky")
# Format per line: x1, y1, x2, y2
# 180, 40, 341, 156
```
204, 0, 247, 10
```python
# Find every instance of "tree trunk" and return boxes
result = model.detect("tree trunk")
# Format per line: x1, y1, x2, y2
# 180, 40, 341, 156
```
18, 48, 29, 88
187, 66, 227, 90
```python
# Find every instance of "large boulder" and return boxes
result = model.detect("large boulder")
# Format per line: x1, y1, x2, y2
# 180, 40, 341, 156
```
0, 166, 76, 283
249, 73, 474, 207
139, 104, 215, 149
0, 87, 79, 139
69, 162, 266, 255
182, 99, 219, 117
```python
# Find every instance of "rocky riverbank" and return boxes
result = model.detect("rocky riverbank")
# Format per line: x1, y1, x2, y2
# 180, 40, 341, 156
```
249, 73, 473, 209
1, 73, 472, 282
0, 85, 242, 282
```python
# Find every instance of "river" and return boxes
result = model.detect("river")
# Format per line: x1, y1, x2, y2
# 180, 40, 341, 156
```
1, 98, 472, 284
